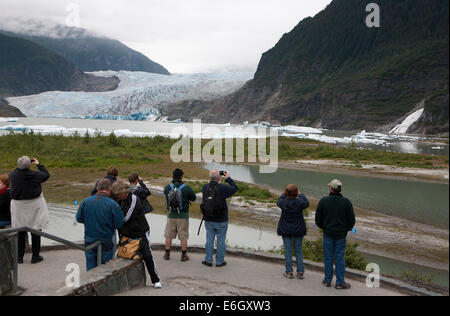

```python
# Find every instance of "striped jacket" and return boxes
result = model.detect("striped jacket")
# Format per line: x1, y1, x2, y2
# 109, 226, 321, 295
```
118, 192, 150, 239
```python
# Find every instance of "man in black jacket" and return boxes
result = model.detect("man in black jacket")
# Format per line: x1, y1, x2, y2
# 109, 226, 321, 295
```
128, 173, 153, 214
112, 180, 161, 289
315, 179, 356, 290
201, 170, 238, 267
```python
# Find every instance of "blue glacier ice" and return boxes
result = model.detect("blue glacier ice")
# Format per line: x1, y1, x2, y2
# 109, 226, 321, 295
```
6, 71, 253, 121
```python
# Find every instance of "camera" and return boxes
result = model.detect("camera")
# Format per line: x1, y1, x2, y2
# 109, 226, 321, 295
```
220, 171, 227, 176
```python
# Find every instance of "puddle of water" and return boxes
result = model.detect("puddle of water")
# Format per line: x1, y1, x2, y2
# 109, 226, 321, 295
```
44, 205, 283, 252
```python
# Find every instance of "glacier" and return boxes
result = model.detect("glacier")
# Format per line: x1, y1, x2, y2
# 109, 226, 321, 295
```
6, 71, 253, 120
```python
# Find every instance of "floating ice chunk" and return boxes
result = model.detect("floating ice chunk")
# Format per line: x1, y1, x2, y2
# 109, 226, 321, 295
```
276, 125, 323, 134
281, 132, 306, 138
0, 117, 19, 122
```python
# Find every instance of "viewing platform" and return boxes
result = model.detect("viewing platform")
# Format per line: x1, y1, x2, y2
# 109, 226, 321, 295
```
5, 244, 440, 296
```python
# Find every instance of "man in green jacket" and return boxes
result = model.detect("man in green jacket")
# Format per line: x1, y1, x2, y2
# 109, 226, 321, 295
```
163, 168, 197, 262
315, 179, 356, 290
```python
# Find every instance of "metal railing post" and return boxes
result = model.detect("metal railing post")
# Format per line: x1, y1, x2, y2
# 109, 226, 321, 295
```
12, 233, 18, 294
97, 243, 102, 267
0, 227, 116, 295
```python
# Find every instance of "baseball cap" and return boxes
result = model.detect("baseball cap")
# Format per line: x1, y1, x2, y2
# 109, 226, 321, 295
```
329, 179, 343, 190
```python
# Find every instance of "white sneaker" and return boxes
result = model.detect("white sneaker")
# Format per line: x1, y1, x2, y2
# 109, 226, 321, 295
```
154, 282, 162, 289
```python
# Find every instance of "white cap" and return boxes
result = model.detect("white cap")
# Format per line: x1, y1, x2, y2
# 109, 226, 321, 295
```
329, 179, 342, 190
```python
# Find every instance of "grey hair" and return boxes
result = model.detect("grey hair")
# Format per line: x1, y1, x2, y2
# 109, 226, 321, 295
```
97, 179, 113, 192
17, 156, 31, 170
210, 170, 220, 182
111, 180, 130, 196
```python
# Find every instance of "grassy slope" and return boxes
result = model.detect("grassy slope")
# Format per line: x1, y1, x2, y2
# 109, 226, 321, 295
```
0, 132, 447, 170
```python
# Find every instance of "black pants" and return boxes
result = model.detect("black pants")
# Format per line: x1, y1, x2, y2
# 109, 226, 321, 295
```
18, 231, 41, 259
141, 232, 160, 284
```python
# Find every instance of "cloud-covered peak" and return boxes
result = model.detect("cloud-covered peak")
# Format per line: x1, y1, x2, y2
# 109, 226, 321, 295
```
0, 17, 102, 39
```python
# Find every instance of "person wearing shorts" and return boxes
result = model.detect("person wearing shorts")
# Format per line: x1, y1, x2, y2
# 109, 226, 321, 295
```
163, 169, 196, 262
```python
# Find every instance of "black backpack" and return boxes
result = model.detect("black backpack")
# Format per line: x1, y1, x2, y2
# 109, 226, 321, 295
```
168, 183, 186, 214
200, 183, 224, 217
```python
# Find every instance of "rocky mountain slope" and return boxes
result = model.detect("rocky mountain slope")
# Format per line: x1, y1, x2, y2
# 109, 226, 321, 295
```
0, 97, 25, 117
163, 0, 449, 135
0, 33, 119, 97
0, 33, 120, 117
0, 19, 170, 75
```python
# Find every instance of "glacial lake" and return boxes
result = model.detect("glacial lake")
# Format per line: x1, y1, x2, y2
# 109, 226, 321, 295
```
206, 163, 449, 229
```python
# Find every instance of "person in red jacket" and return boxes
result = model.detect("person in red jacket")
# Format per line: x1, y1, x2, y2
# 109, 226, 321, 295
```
0, 174, 12, 228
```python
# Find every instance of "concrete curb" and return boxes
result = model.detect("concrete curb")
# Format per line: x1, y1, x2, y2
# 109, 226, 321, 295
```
151, 244, 442, 297
33, 258, 146, 296
39, 243, 442, 296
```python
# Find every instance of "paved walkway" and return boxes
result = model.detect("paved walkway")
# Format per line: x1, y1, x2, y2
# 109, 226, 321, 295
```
18, 249, 87, 295
120, 251, 403, 296
17, 249, 403, 296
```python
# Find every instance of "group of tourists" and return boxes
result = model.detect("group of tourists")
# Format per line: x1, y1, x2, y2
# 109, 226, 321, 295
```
74, 166, 239, 289
0, 155, 356, 291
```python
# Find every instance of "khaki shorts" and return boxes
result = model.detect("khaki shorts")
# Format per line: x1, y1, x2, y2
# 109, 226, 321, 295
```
164, 218, 189, 241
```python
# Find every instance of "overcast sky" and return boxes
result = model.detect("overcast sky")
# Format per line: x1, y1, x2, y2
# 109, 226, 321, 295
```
0, 0, 332, 73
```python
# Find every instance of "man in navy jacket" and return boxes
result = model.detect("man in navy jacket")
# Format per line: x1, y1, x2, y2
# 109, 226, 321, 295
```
202, 170, 238, 267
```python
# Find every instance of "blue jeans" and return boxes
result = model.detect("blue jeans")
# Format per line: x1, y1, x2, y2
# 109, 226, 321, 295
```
282, 236, 305, 273
84, 237, 115, 271
0, 221, 11, 228
205, 221, 228, 265
323, 234, 347, 285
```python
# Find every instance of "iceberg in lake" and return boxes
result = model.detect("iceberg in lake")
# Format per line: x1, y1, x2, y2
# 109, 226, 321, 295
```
6, 71, 253, 121
0, 117, 19, 122
275, 125, 323, 134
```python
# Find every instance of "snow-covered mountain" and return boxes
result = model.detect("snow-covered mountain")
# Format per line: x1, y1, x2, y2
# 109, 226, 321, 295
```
6, 71, 253, 120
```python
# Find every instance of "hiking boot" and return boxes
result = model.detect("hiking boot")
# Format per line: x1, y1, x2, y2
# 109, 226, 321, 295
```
31, 256, 43, 264
283, 272, 294, 279
216, 261, 227, 268
181, 254, 190, 262
335, 282, 351, 290
202, 261, 213, 267
297, 272, 304, 279
163, 252, 170, 260
322, 280, 331, 287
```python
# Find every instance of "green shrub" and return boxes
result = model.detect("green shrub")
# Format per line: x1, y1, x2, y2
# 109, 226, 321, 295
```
274, 236, 369, 271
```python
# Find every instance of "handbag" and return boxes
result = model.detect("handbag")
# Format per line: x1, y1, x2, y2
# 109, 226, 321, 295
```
117, 236, 141, 260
